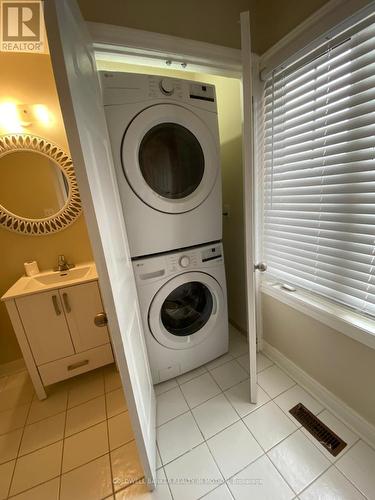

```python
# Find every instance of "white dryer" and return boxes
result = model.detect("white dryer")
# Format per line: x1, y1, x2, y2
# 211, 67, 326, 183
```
133, 242, 228, 383
100, 71, 222, 258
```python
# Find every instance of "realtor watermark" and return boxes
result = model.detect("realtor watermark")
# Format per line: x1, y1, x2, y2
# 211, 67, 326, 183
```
0, 0, 44, 52
113, 477, 264, 488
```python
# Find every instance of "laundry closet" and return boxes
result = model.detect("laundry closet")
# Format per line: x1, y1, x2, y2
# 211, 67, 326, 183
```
97, 60, 247, 340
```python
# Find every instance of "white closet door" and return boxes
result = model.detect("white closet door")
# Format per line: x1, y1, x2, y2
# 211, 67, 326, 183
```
240, 11, 259, 403
44, 0, 156, 486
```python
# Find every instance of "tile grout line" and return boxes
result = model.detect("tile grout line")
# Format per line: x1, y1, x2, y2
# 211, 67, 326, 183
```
103, 373, 116, 499
58, 384, 69, 500
157, 358, 280, 443
2, 398, 123, 464
177, 380, 227, 498
265, 426, 334, 497
332, 458, 370, 499
5, 389, 34, 499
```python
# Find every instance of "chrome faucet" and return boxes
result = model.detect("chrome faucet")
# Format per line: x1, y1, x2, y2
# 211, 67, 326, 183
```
55, 255, 74, 272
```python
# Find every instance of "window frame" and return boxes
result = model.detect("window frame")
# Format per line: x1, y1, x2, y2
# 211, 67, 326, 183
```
256, 7, 375, 351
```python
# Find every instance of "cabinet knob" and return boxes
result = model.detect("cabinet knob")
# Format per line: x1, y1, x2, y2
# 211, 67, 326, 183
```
94, 312, 108, 327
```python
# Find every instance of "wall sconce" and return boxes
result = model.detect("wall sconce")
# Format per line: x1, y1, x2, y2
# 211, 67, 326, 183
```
0, 102, 52, 133
16, 104, 52, 127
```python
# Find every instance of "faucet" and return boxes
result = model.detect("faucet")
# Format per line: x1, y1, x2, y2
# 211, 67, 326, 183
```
55, 255, 74, 272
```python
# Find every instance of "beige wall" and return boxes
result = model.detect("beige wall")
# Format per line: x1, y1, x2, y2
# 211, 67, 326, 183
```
78, 0, 330, 54
0, 152, 66, 219
262, 294, 375, 427
98, 61, 247, 331
0, 53, 93, 365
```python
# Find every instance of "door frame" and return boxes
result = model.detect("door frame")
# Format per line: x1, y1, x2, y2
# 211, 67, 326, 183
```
88, 22, 243, 78
86, 20, 264, 368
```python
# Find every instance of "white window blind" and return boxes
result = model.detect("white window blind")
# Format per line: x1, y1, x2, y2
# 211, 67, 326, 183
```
263, 13, 375, 318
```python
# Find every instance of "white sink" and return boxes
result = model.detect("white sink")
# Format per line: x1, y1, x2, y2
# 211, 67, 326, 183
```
32, 266, 92, 286
1, 263, 97, 300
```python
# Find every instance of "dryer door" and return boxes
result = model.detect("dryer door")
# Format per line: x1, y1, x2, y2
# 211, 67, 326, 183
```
148, 272, 224, 349
122, 104, 219, 214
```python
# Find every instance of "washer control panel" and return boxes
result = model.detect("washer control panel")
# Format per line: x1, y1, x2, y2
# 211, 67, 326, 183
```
149, 76, 183, 99
133, 243, 223, 283
159, 78, 175, 96
179, 256, 190, 268
100, 71, 216, 109
165, 243, 222, 273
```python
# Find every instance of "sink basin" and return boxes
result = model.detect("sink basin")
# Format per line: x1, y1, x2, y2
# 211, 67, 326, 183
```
32, 266, 92, 286
1, 263, 97, 300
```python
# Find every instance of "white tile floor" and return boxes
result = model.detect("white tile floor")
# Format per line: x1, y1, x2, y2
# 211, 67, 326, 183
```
1, 325, 375, 499
154, 326, 375, 500
0, 363, 138, 499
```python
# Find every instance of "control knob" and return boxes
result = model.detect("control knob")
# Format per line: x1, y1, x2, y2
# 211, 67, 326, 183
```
179, 256, 190, 268
160, 78, 174, 95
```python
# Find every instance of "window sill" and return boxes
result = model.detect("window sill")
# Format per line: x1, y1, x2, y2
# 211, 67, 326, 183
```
261, 279, 375, 351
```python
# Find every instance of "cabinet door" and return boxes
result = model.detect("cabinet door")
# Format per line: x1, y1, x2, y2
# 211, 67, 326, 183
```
16, 291, 75, 365
60, 282, 110, 352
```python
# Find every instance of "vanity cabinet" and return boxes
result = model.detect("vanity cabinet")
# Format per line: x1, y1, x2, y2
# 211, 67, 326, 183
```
16, 290, 75, 365
3, 276, 114, 399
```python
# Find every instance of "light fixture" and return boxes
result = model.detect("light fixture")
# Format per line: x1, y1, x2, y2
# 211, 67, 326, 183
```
0, 101, 53, 133
0, 102, 23, 133
17, 104, 53, 127
32, 104, 52, 126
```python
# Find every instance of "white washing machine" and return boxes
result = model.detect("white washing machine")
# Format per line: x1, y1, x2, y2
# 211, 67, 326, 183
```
100, 71, 222, 258
133, 242, 228, 383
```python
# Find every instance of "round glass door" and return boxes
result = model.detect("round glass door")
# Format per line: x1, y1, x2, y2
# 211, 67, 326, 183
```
161, 281, 213, 336
148, 271, 223, 350
122, 104, 219, 214
139, 123, 204, 200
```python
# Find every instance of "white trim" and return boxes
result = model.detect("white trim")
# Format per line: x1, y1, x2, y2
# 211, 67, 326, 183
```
262, 280, 375, 351
259, 0, 375, 79
240, 11, 257, 404
263, 340, 375, 450
252, 53, 264, 352
0, 357, 26, 377
87, 22, 242, 78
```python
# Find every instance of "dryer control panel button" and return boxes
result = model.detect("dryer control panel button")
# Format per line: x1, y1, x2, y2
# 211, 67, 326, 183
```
160, 78, 175, 95
179, 256, 190, 268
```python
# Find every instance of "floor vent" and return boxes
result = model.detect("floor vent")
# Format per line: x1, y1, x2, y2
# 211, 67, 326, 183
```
289, 403, 347, 457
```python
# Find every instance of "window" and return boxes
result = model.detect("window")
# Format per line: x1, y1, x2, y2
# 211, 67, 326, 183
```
263, 13, 375, 318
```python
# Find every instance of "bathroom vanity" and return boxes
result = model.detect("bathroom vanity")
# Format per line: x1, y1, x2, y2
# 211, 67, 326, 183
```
1, 263, 114, 399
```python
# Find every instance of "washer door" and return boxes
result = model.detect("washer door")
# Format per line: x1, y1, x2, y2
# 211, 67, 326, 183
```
122, 104, 219, 214
148, 272, 224, 350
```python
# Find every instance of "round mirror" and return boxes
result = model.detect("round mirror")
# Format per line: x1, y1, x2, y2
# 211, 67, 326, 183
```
0, 151, 69, 219
0, 134, 82, 235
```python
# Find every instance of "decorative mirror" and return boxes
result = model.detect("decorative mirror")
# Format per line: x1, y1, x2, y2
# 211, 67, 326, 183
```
0, 134, 82, 235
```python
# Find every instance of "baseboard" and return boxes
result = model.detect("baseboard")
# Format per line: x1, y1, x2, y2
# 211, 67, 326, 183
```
229, 318, 247, 337
263, 340, 375, 450
0, 358, 26, 377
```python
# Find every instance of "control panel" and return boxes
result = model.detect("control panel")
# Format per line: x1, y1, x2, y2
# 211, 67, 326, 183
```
100, 71, 216, 108
147, 76, 215, 103
133, 243, 223, 284
189, 83, 215, 102
148, 76, 183, 99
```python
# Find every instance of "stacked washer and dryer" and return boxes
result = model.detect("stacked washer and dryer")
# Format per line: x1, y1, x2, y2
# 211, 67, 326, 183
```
101, 71, 229, 383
